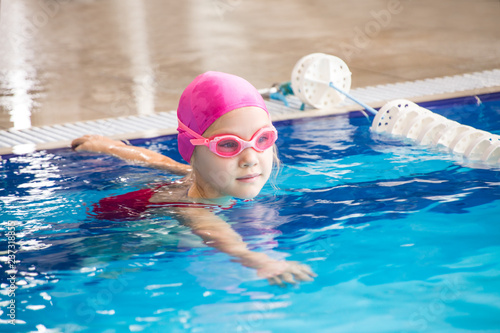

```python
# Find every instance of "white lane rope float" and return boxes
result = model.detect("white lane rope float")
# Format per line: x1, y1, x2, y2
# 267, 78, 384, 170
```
290, 53, 500, 166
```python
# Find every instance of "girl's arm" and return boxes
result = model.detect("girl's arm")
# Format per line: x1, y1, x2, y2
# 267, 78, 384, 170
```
71, 135, 191, 176
176, 206, 316, 286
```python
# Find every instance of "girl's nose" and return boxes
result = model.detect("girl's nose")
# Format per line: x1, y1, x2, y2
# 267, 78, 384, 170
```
238, 147, 259, 168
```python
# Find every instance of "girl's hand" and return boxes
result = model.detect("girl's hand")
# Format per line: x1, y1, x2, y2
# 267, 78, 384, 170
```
71, 135, 126, 153
238, 253, 316, 286
257, 260, 317, 286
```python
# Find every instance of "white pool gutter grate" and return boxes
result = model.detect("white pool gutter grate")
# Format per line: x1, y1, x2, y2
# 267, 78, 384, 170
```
1, 69, 499, 156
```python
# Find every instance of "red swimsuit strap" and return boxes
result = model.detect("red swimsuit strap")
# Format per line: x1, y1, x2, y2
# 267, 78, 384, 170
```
91, 183, 232, 220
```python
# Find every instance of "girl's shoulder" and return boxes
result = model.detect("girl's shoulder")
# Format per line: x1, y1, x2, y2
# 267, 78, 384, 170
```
151, 182, 235, 210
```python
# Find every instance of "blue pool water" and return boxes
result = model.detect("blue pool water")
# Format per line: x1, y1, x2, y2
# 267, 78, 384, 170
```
1, 93, 500, 332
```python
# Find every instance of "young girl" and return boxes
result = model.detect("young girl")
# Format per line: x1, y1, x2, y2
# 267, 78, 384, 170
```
72, 71, 316, 286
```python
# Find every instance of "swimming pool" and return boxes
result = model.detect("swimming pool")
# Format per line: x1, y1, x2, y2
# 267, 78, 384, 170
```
1, 93, 500, 332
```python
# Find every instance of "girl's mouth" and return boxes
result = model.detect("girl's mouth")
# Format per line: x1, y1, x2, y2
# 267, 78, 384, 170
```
236, 173, 260, 183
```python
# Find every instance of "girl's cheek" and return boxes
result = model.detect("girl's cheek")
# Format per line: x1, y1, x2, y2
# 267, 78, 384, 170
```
210, 159, 240, 187
263, 150, 274, 170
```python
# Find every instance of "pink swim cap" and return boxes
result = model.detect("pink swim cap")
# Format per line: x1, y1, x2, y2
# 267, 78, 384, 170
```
177, 71, 269, 163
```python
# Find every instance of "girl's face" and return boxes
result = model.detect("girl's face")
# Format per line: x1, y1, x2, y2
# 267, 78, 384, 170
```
189, 107, 274, 199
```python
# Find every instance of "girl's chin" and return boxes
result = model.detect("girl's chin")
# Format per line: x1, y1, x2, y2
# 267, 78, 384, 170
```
232, 188, 263, 200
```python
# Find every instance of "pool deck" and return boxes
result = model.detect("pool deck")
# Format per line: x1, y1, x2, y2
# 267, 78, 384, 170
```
0, 0, 499, 155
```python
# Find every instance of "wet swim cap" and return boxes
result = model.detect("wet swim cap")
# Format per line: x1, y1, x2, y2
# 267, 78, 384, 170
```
177, 71, 269, 163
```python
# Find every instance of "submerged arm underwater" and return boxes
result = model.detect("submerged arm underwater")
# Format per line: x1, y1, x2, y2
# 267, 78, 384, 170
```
175, 206, 316, 286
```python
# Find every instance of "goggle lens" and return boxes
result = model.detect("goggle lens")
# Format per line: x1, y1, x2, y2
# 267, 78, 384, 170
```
255, 131, 274, 150
216, 138, 241, 156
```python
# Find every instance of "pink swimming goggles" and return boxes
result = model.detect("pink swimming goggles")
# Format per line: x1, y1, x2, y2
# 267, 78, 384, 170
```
178, 120, 278, 158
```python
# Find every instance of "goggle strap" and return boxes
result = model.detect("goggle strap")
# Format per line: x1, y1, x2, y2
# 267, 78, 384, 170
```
190, 138, 209, 145
177, 119, 205, 141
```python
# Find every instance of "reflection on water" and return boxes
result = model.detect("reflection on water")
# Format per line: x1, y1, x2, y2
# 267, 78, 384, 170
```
114, 0, 155, 117
0, 1, 40, 130
0, 0, 266, 130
